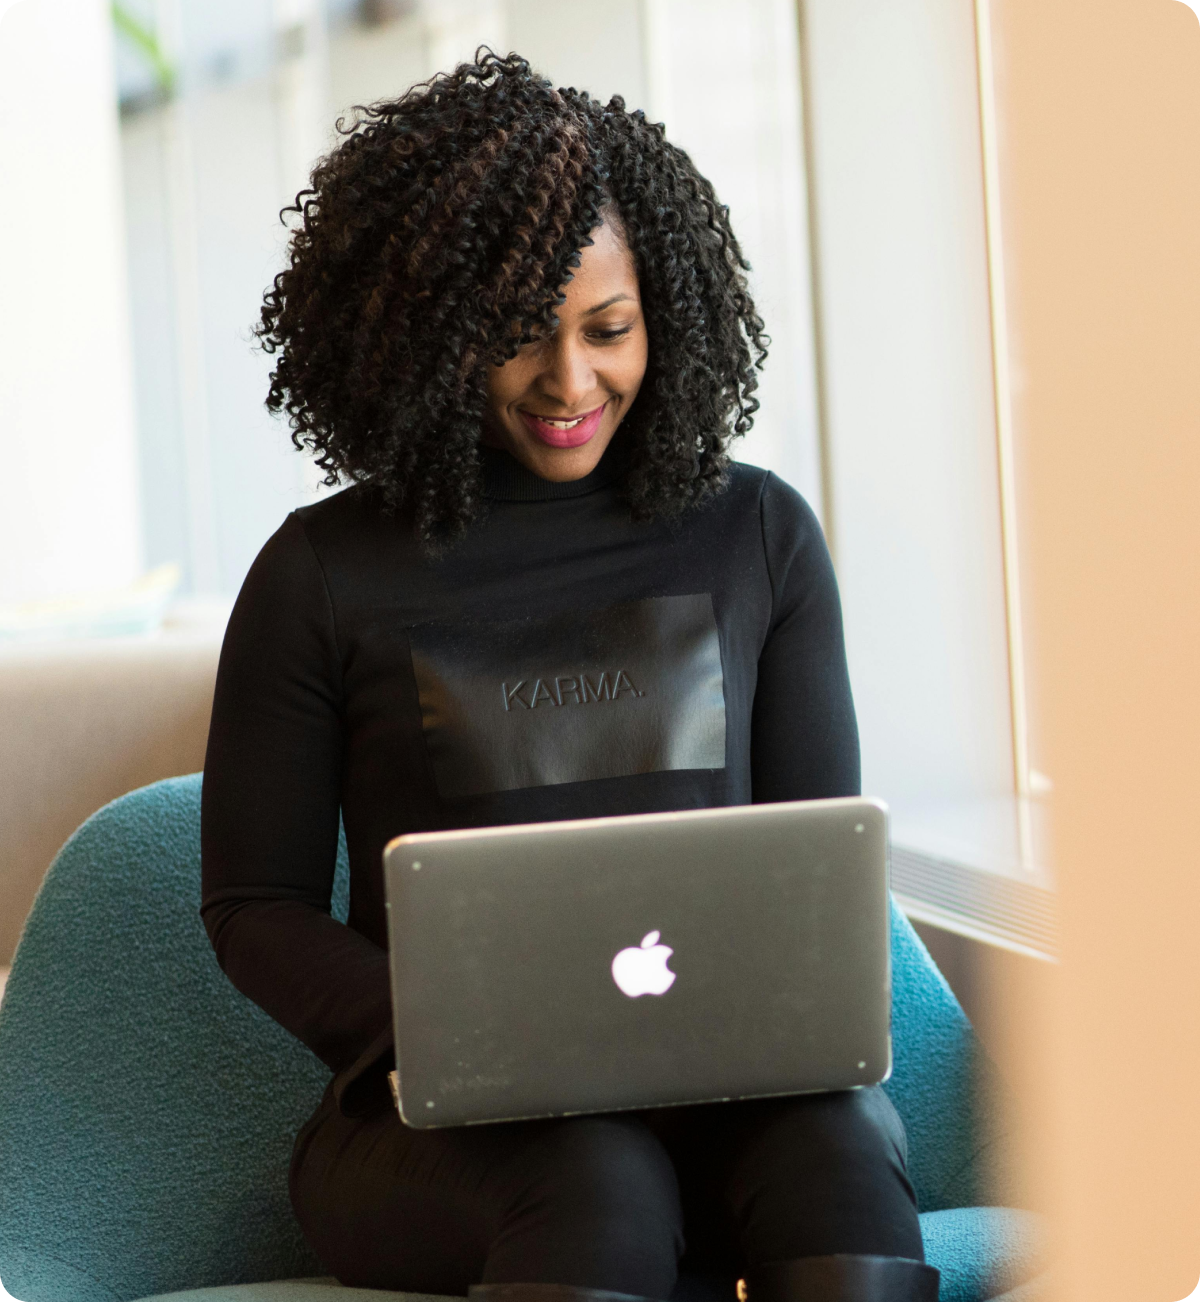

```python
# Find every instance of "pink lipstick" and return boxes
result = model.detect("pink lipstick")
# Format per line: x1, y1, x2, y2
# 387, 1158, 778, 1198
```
518, 402, 607, 449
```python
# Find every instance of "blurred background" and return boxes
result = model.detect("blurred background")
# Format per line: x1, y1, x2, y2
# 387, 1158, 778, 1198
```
1, 0, 1047, 957
0, 2, 1057, 1170
19, 0, 823, 603
4, 3, 1200, 1298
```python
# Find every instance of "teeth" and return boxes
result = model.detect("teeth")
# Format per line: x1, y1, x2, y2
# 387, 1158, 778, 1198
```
539, 415, 585, 429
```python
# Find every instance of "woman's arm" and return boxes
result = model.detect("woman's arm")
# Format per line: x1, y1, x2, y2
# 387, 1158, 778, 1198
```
750, 474, 861, 802
200, 512, 392, 1113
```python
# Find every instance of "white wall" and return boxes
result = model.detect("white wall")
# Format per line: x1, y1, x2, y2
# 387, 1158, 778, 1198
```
641, 0, 823, 505
0, 0, 141, 604
123, 0, 334, 596
506, 0, 646, 110
328, 11, 428, 111
801, 0, 1014, 804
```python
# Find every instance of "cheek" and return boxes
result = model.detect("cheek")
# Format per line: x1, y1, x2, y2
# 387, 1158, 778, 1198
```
486, 361, 526, 411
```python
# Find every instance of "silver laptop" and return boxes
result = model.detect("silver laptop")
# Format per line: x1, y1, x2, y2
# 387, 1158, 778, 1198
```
383, 796, 891, 1128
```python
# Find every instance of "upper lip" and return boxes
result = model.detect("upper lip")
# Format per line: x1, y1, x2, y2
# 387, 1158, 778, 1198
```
519, 403, 606, 422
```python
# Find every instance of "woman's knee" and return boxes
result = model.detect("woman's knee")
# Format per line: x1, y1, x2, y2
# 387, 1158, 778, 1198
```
520, 1116, 683, 1229
486, 1117, 682, 1295
739, 1086, 907, 1174
727, 1087, 921, 1263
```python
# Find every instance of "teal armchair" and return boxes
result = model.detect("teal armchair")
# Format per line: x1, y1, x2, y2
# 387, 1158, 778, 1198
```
0, 777, 1045, 1302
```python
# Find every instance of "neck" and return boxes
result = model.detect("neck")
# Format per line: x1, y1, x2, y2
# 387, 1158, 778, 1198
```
480, 433, 632, 502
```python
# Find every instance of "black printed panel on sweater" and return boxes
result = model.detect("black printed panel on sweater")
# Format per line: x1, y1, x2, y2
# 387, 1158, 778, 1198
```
408, 594, 727, 798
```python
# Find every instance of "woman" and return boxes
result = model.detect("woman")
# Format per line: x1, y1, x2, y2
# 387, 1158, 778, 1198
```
201, 52, 938, 1302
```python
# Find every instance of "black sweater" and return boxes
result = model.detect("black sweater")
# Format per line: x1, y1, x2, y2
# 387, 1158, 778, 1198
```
200, 442, 859, 1116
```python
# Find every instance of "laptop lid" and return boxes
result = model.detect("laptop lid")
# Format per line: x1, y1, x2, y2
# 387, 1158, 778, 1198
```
383, 796, 890, 1128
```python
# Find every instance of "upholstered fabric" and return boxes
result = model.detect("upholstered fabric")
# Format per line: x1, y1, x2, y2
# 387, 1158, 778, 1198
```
0, 777, 1037, 1302
982, 1275, 1055, 1302
0, 776, 346, 1302
886, 905, 1006, 1213
918, 1209, 1046, 1302
132, 1283, 437, 1302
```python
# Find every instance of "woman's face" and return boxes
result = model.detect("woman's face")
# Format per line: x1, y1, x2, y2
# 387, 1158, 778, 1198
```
483, 217, 648, 482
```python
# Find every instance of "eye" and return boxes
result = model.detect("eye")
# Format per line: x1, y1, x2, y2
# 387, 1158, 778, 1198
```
590, 326, 634, 343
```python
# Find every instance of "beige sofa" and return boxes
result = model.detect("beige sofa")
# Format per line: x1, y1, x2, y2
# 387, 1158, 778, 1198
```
0, 617, 225, 968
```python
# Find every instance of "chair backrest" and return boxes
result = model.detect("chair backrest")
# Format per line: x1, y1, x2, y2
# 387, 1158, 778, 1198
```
0, 777, 999, 1302
0, 775, 341, 1302
885, 906, 1003, 1211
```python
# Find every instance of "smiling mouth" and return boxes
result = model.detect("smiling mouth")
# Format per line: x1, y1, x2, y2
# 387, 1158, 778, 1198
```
518, 402, 608, 449
539, 415, 589, 429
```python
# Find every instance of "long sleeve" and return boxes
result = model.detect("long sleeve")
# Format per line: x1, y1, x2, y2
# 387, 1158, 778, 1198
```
200, 513, 393, 1112
750, 474, 861, 802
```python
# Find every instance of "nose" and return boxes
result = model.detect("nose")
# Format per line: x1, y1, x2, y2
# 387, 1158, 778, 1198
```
538, 332, 598, 410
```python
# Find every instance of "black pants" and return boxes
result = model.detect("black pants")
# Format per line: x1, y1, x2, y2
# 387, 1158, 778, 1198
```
290, 1085, 923, 1299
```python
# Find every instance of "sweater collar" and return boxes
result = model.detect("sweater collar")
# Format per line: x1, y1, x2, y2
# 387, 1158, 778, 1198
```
480, 433, 632, 502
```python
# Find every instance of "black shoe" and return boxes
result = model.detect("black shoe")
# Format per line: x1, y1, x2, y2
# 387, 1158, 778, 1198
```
746, 1256, 940, 1302
469, 1286, 665, 1302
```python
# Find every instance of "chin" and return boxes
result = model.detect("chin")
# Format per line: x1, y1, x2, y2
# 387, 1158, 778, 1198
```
517, 435, 612, 482
529, 449, 604, 481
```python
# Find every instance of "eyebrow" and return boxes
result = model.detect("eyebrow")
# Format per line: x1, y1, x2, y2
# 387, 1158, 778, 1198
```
583, 293, 636, 316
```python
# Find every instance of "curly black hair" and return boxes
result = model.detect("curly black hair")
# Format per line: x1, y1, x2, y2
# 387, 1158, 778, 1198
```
258, 49, 768, 545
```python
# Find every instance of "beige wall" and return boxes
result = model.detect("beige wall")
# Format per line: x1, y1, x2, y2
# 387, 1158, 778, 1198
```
0, 637, 219, 965
991, 0, 1200, 1295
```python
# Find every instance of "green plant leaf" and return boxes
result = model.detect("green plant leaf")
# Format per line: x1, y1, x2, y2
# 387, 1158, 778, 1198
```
111, 1, 176, 96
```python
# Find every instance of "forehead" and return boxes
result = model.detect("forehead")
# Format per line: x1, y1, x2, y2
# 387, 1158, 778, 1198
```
561, 219, 639, 305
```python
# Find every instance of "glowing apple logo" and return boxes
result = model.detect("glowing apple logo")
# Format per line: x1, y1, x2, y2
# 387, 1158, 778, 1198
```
611, 930, 676, 998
